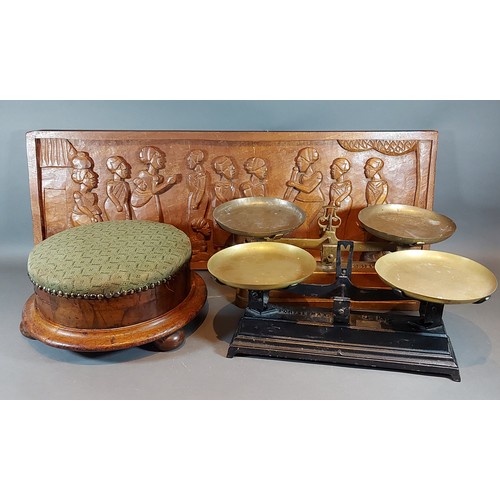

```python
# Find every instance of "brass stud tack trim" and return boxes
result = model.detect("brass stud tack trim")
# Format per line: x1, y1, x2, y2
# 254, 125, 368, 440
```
29, 274, 174, 299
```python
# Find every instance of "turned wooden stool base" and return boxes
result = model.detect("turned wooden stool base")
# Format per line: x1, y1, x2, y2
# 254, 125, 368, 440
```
20, 273, 207, 352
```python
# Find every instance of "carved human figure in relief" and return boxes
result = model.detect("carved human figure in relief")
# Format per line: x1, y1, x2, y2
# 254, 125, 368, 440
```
190, 217, 212, 262
284, 147, 325, 233
186, 149, 209, 222
239, 157, 268, 197
362, 157, 390, 262
131, 146, 182, 222
104, 156, 132, 220
364, 157, 388, 205
70, 158, 103, 227
212, 156, 237, 205
327, 157, 353, 239
211, 156, 238, 248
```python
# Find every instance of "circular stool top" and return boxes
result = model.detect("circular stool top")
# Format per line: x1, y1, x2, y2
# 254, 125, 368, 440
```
28, 221, 192, 298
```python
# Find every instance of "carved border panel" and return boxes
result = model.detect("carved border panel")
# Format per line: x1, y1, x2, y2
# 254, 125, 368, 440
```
27, 131, 438, 269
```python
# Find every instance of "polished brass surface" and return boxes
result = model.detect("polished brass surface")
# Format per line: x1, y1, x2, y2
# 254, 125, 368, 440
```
213, 197, 306, 238
375, 250, 497, 304
207, 242, 317, 290
277, 234, 328, 248
358, 204, 456, 245
277, 232, 397, 254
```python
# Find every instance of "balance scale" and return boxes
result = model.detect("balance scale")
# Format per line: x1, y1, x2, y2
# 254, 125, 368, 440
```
208, 198, 497, 381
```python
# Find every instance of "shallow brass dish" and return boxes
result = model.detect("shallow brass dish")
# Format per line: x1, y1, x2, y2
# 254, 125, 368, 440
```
375, 250, 497, 304
207, 242, 317, 290
213, 197, 306, 238
358, 204, 456, 245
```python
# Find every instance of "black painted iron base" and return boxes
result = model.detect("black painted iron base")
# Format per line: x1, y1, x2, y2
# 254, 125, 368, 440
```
227, 310, 461, 382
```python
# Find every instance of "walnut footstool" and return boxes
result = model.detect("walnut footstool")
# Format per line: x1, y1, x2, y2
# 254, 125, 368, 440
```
20, 220, 207, 352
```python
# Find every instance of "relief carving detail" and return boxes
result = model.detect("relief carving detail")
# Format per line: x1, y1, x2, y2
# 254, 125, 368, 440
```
104, 156, 132, 220
327, 157, 353, 239
240, 157, 268, 197
284, 147, 325, 233
187, 149, 209, 221
190, 218, 212, 262
211, 156, 238, 248
338, 139, 417, 156
70, 150, 103, 226
40, 138, 77, 167
131, 146, 182, 222
362, 157, 389, 261
212, 156, 237, 205
364, 157, 388, 206
186, 150, 211, 261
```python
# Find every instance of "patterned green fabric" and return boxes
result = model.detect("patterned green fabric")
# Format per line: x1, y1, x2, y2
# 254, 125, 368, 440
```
28, 221, 192, 296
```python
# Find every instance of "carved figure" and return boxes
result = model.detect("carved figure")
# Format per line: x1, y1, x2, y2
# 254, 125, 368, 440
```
212, 156, 237, 205
70, 168, 102, 226
104, 156, 132, 220
364, 157, 388, 205
284, 147, 324, 233
362, 157, 390, 262
187, 149, 209, 222
211, 156, 238, 248
327, 157, 352, 239
131, 146, 182, 222
190, 217, 212, 262
240, 157, 268, 197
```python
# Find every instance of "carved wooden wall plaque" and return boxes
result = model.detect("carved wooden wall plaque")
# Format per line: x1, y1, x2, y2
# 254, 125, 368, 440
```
27, 131, 438, 269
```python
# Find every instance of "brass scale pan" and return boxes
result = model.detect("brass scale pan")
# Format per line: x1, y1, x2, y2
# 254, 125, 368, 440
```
358, 203, 457, 245
209, 200, 497, 303
375, 250, 497, 304
208, 241, 317, 291
213, 197, 306, 238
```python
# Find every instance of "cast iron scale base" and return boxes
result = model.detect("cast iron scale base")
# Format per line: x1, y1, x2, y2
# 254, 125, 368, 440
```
227, 242, 461, 382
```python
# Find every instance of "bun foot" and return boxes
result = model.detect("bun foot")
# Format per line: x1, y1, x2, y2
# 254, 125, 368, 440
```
153, 330, 185, 351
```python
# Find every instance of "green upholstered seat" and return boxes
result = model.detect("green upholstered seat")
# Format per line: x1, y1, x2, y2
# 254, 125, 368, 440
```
28, 221, 192, 298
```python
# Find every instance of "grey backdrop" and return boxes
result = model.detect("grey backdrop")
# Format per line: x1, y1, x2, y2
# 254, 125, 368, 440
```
1, 100, 499, 399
